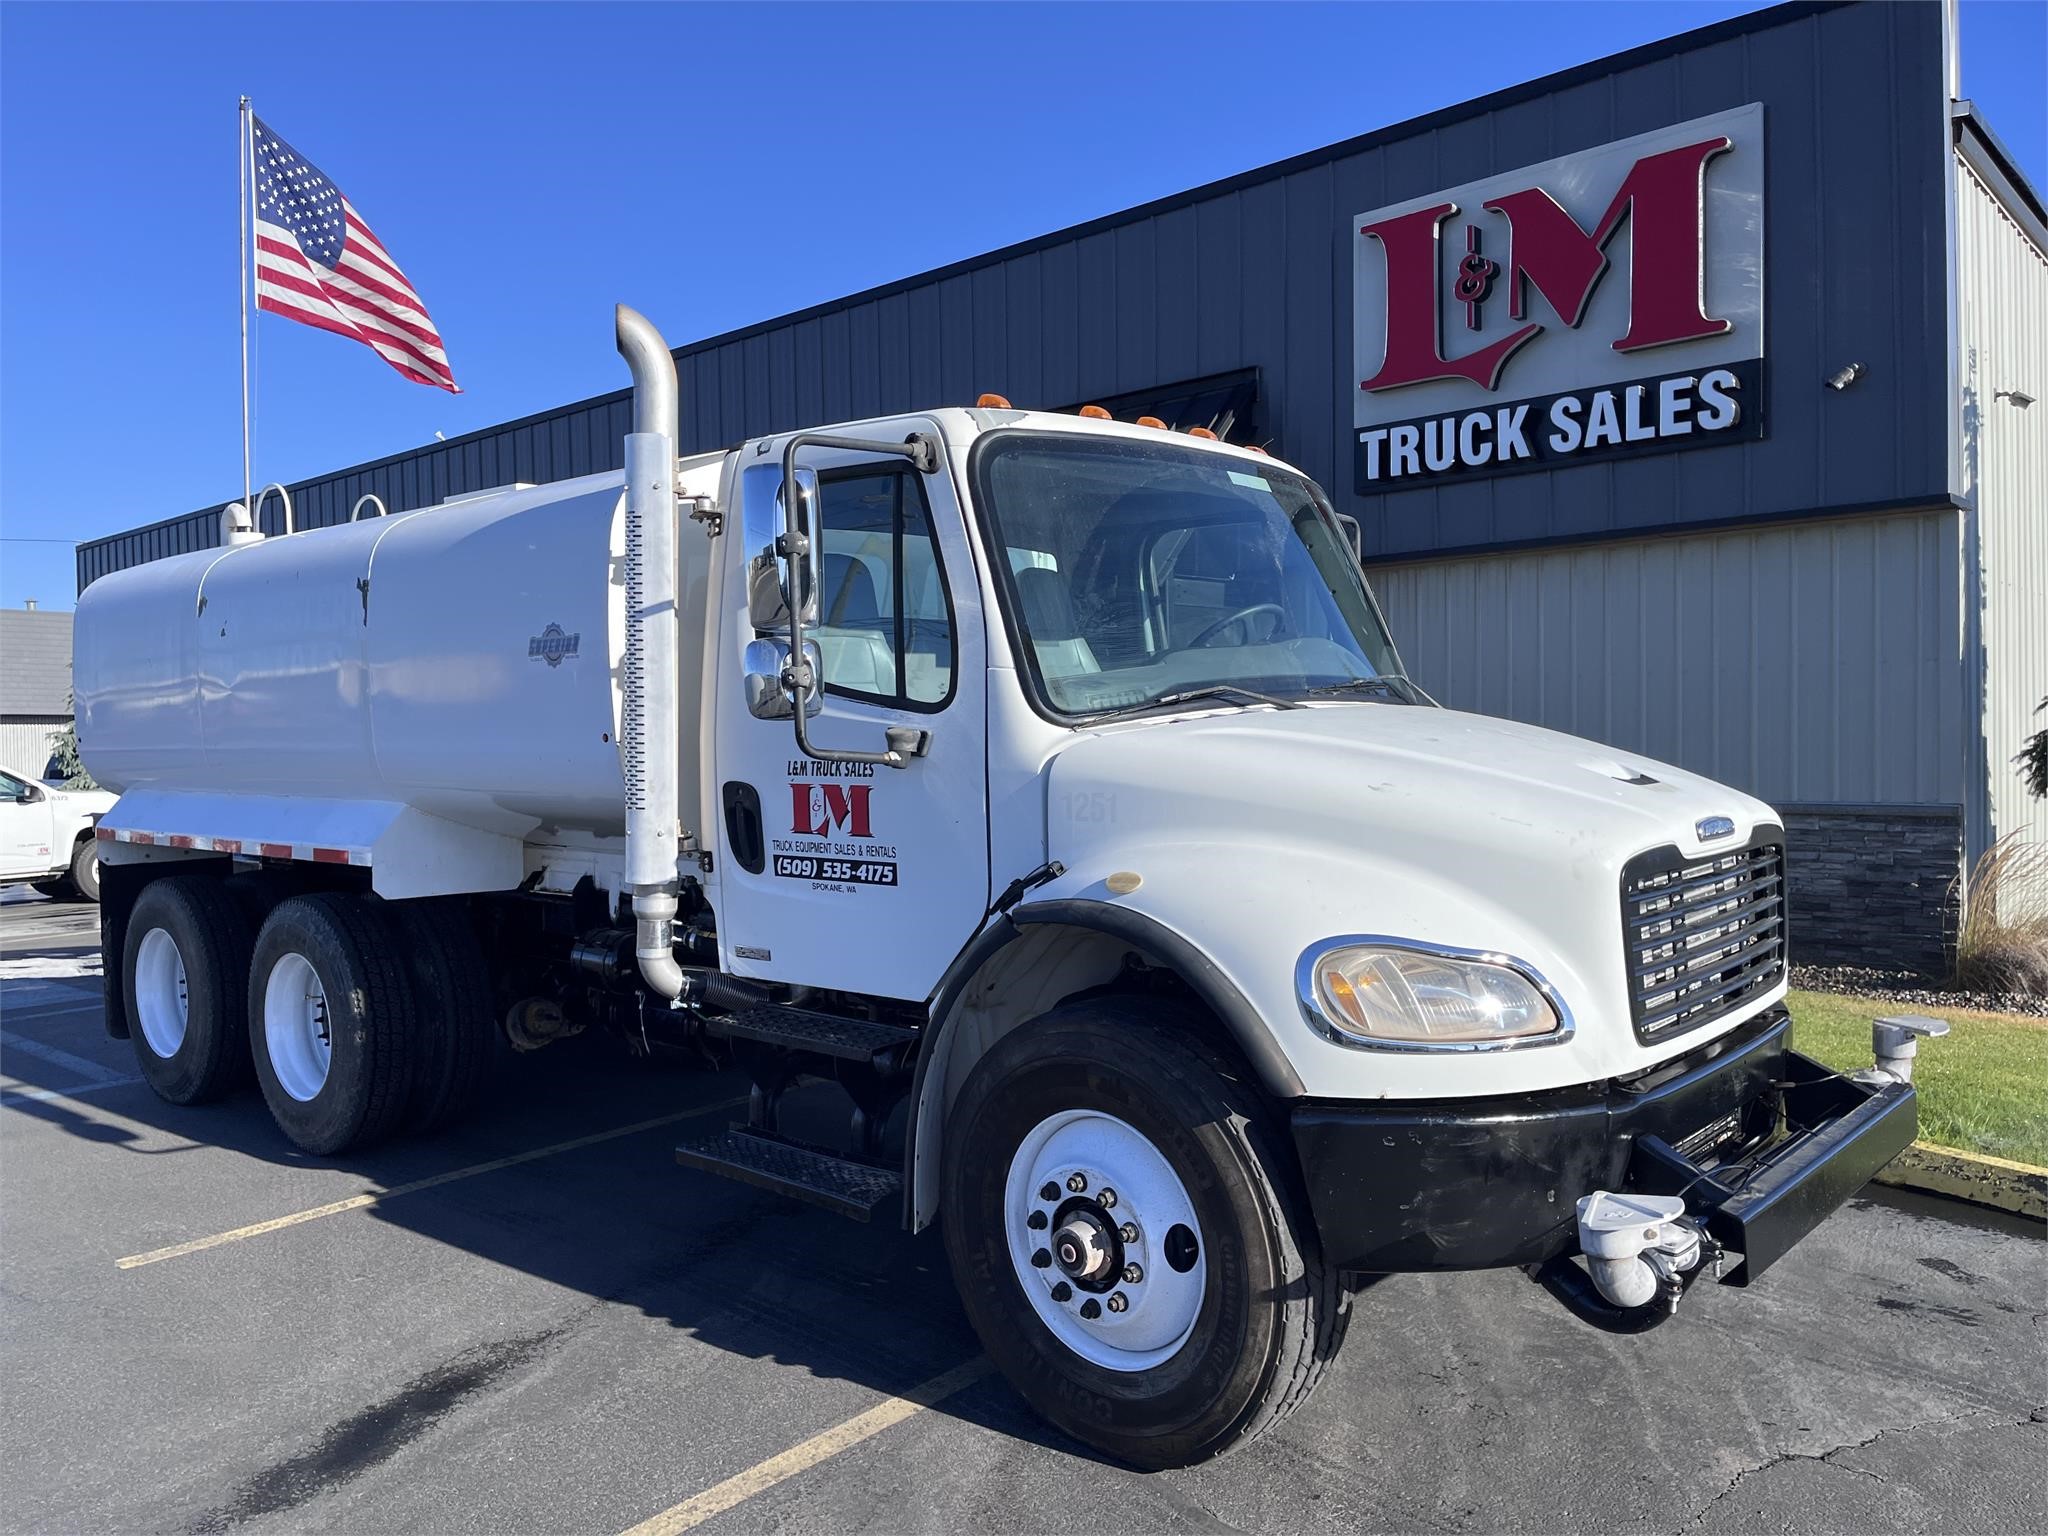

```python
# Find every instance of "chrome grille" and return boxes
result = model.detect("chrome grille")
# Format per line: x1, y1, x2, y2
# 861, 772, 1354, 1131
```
1623, 839, 1786, 1043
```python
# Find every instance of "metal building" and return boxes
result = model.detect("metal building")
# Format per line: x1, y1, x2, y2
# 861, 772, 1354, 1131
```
77, 0, 2044, 973
0, 606, 77, 775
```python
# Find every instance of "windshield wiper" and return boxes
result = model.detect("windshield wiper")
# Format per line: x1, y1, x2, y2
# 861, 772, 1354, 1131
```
1304, 676, 1418, 704
1119, 684, 1305, 718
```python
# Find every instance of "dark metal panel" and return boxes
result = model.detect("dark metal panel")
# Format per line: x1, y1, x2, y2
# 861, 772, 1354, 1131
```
845, 302, 880, 421
743, 331, 773, 436
905, 284, 942, 414
1074, 230, 1117, 400
817, 310, 851, 426
1111, 219, 1155, 393
970, 264, 1007, 402
768, 326, 798, 434
1195, 195, 1240, 377
791, 317, 825, 438
1152, 205, 1199, 388
1039, 241, 1079, 409
1001, 252, 1045, 409
936, 274, 975, 408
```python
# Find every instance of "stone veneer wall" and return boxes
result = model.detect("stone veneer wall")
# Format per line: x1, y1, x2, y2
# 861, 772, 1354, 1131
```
1776, 804, 1963, 976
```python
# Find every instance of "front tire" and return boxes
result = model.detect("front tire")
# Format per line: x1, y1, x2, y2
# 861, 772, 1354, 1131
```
941, 997, 1346, 1469
249, 893, 419, 1155
123, 876, 255, 1103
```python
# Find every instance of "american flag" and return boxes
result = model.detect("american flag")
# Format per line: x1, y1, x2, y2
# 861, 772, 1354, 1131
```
252, 116, 458, 392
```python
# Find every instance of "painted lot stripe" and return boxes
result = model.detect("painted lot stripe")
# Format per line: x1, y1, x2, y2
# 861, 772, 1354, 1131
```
1, 1031, 130, 1085
117, 1096, 750, 1270
618, 1357, 993, 1536
2, 1075, 143, 1107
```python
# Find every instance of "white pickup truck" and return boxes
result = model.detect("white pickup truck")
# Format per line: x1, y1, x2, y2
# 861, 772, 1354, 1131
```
72, 307, 1922, 1467
0, 763, 108, 901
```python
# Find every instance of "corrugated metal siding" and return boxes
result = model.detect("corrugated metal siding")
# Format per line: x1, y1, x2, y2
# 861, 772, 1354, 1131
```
1957, 152, 2048, 881
0, 719, 68, 774
80, 1, 1953, 592
1367, 508, 1963, 806
0, 609, 74, 715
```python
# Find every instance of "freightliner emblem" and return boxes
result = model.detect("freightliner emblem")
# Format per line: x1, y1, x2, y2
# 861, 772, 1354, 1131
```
1695, 816, 1736, 841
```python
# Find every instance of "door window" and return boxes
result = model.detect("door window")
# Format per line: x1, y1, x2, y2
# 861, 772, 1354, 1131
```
812, 468, 955, 710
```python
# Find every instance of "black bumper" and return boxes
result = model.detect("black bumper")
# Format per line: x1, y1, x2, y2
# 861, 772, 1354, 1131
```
1291, 1006, 1917, 1283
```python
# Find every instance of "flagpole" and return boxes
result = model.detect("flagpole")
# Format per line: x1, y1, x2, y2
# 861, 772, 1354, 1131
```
238, 96, 252, 511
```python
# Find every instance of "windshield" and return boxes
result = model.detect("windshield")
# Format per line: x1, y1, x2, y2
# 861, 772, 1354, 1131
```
971, 433, 1410, 718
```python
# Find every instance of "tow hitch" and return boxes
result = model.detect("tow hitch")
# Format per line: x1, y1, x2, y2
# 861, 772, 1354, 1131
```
1534, 1013, 1940, 1333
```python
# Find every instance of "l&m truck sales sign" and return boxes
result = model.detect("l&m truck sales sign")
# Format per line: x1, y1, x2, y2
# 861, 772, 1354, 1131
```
1352, 103, 1764, 491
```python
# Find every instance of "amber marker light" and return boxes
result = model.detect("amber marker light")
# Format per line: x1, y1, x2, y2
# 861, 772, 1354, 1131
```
1135, 415, 1167, 429
1078, 405, 1112, 419
977, 392, 1013, 409
1188, 427, 1219, 440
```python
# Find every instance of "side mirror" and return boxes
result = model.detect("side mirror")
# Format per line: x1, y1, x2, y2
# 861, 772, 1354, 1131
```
740, 463, 819, 632
15, 787, 38, 804
743, 637, 823, 720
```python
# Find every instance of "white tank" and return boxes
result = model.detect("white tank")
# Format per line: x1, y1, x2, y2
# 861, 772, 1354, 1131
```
75, 465, 718, 843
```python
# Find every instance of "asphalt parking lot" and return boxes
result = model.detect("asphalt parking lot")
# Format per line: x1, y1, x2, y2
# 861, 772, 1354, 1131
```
2, 888, 2043, 1535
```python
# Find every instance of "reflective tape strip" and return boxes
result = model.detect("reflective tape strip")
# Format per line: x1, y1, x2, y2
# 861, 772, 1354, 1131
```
93, 827, 370, 867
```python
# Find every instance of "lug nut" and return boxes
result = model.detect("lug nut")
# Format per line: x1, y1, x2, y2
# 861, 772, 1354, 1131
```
1039, 1181, 1059, 1202
1118, 1222, 1139, 1244
1098, 1187, 1117, 1209
1107, 1291, 1129, 1313
1066, 1172, 1088, 1193
1079, 1299, 1102, 1320
1050, 1281, 1072, 1303
1123, 1263, 1143, 1284
1026, 1210, 1047, 1230
1031, 1248, 1051, 1269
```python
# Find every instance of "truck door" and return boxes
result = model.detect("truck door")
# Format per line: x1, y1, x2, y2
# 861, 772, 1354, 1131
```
0, 768, 55, 877
710, 422, 990, 1000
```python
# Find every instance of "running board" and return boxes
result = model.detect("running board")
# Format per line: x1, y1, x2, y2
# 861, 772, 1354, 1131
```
675, 1128, 903, 1222
701, 1004, 916, 1065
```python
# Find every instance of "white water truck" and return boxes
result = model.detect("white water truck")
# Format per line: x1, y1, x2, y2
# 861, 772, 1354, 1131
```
74, 307, 1931, 1467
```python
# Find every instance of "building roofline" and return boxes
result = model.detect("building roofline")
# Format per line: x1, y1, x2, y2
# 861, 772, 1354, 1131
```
83, 0, 1849, 560
1953, 102, 2048, 254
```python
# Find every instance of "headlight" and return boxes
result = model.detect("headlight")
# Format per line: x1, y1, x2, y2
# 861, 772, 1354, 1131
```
1297, 938, 1569, 1051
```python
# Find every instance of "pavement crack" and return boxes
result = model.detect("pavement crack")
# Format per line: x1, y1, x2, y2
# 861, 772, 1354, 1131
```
1676, 1408, 2013, 1532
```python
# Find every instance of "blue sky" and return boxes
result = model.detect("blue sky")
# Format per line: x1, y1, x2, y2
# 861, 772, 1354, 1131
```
3, 1, 2042, 610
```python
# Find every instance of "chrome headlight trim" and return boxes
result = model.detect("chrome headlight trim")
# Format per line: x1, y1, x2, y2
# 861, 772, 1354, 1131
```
1294, 934, 1577, 1053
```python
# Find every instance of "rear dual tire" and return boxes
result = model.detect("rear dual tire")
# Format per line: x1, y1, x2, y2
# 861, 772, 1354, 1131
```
123, 877, 255, 1103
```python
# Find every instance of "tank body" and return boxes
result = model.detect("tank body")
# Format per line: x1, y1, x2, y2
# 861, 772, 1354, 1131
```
76, 472, 671, 840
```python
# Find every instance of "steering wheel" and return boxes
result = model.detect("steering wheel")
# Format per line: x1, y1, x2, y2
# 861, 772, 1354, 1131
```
1188, 603, 1286, 648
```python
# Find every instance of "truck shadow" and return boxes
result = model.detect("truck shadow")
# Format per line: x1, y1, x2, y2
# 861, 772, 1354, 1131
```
7, 1012, 1102, 1466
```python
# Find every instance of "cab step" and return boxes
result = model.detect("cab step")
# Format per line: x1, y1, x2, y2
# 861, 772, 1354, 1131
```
675, 1127, 903, 1221
702, 1004, 916, 1064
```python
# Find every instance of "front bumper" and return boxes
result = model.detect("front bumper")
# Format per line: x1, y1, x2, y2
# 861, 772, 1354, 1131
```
1291, 1006, 1916, 1282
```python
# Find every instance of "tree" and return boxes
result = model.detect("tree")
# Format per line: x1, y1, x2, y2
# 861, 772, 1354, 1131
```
2022, 698, 2048, 801
46, 692, 97, 790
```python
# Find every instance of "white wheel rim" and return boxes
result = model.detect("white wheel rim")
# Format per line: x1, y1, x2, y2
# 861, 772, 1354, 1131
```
132, 927, 189, 1059
1003, 1109, 1206, 1372
263, 951, 332, 1102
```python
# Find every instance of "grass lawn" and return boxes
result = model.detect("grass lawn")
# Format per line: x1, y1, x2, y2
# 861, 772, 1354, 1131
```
1787, 989, 2048, 1167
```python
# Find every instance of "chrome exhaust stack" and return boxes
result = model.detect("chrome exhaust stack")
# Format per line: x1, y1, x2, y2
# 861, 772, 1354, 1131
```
616, 303, 684, 1002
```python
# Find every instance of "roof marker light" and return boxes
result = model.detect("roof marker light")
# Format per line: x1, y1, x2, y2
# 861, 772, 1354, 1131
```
1135, 415, 1167, 429
977, 392, 1013, 409
1078, 405, 1112, 419
1187, 427, 1219, 440
1245, 445, 1270, 456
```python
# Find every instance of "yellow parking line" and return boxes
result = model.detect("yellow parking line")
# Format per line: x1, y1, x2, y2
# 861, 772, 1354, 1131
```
619, 1357, 993, 1536
117, 1096, 749, 1270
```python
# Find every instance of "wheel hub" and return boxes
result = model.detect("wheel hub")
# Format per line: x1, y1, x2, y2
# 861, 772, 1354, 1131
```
1052, 1208, 1116, 1282
1004, 1109, 1207, 1373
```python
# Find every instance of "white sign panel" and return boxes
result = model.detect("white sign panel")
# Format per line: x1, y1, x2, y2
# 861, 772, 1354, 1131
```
1352, 103, 1765, 490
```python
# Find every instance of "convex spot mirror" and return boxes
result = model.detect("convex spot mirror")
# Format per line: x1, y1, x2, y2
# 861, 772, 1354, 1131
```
743, 636, 823, 720
741, 462, 821, 633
